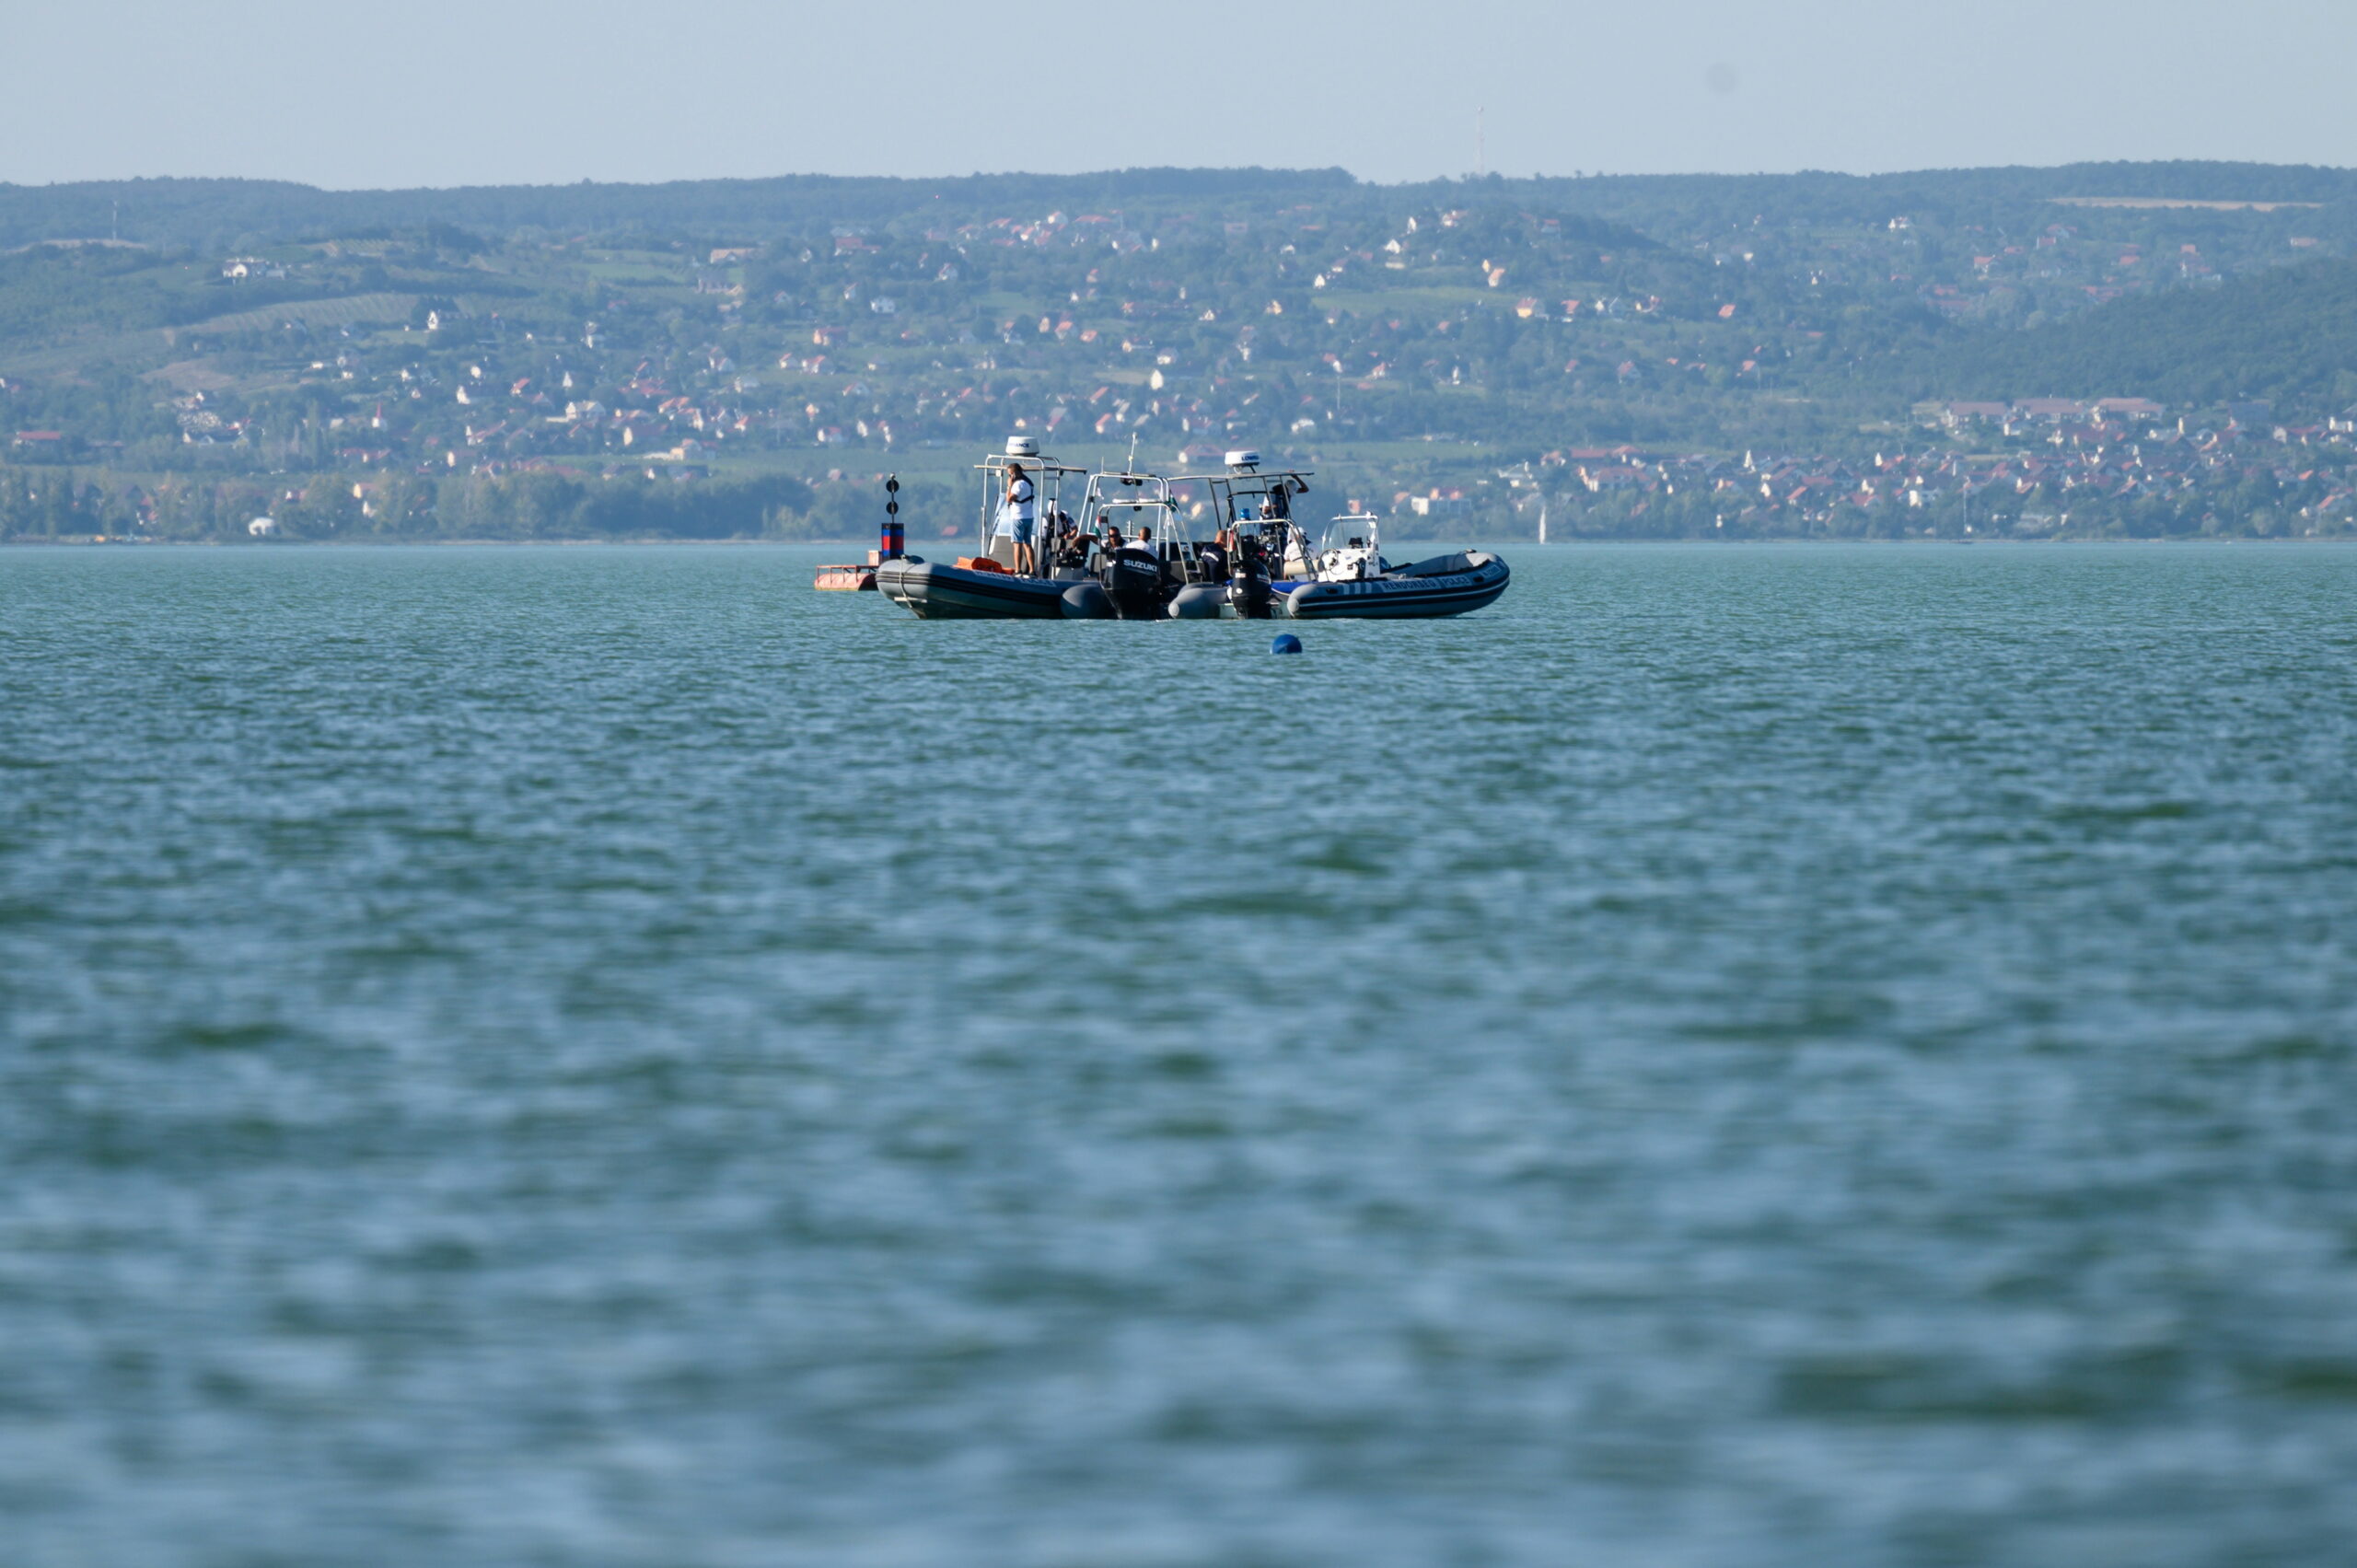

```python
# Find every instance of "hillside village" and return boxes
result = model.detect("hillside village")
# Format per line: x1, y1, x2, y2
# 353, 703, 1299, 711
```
3, 167, 2355, 540
1516, 398, 2357, 538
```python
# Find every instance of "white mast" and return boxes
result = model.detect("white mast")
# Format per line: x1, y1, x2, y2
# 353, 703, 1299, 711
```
1538, 498, 1547, 545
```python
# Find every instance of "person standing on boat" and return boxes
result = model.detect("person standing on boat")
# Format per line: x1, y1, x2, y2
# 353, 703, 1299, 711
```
997, 463, 1038, 575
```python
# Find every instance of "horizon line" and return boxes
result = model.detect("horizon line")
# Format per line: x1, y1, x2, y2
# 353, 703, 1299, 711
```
6, 157, 2357, 199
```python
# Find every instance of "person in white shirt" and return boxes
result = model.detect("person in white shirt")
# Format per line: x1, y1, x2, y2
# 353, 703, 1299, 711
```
995, 463, 1038, 574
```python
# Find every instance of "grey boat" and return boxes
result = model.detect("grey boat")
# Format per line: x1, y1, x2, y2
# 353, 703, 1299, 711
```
1271, 515, 1512, 619
874, 556, 1073, 618
869, 442, 1509, 621
875, 438, 1088, 619
878, 441, 1245, 621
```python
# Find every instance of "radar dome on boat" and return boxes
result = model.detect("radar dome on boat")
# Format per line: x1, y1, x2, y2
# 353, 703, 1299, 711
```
1225, 449, 1260, 470
1004, 436, 1040, 458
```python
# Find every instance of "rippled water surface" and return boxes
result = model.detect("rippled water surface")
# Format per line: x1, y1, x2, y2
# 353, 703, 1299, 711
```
5, 542, 2356, 1566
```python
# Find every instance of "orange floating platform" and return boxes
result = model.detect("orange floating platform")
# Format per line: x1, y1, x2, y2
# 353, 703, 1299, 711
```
814, 564, 877, 591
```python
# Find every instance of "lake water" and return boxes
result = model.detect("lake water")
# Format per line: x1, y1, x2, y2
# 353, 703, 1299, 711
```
4, 542, 2355, 1566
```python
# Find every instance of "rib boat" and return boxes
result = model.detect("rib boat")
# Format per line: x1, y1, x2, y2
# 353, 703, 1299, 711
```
877, 441, 1243, 620
1273, 515, 1512, 619
875, 438, 1088, 618
874, 555, 1073, 617
866, 441, 1510, 621
1195, 466, 1512, 620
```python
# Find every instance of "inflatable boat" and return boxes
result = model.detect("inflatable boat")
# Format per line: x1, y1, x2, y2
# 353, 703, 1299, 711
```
1264, 514, 1511, 619
875, 555, 1074, 618
877, 448, 1242, 621
873, 438, 1093, 618
1280, 549, 1511, 618
864, 443, 1511, 622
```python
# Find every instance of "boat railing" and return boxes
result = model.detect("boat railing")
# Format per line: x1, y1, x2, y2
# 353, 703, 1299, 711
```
1166, 462, 1315, 577
1077, 470, 1231, 579
974, 445, 1088, 569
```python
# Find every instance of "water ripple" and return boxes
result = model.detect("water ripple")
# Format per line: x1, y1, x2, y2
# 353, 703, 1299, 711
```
3, 543, 2356, 1566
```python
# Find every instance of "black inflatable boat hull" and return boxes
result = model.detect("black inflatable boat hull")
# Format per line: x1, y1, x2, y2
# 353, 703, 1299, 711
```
1278, 557, 1511, 619
876, 558, 1071, 619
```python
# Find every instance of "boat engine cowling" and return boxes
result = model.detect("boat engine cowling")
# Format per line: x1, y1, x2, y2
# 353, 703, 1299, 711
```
1105, 548, 1167, 619
1227, 571, 1273, 620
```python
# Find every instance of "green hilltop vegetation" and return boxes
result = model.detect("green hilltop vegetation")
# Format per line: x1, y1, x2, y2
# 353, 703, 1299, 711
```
1906, 252, 2357, 411
3, 163, 2355, 541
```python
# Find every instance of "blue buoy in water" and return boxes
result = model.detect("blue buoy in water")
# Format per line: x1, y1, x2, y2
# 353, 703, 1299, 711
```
1271, 633, 1304, 655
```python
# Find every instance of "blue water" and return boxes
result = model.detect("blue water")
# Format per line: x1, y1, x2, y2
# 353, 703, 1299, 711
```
4, 543, 2355, 1566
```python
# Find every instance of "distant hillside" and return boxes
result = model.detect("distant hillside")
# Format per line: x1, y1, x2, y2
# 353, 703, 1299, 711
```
0, 169, 1364, 252
1910, 255, 2357, 412
6, 160, 2357, 544
1527, 160, 2357, 243
6, 161, 2355, 253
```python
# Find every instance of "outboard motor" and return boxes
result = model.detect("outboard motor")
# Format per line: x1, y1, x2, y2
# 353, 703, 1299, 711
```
1105, 546, 1167, 620
1228, 572, 1273, 619
1227, 533, 1274, 620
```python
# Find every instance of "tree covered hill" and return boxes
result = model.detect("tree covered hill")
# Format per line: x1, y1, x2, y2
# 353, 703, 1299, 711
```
1907, 254, 2357, 412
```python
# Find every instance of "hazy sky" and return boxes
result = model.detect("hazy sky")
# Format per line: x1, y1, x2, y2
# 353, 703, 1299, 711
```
7, 0, 2353, 189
